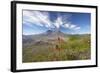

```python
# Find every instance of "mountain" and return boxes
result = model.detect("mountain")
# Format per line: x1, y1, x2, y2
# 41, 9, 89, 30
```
43, 30, 67, 37
22, 30, 67, 45
45, 30, 53, 35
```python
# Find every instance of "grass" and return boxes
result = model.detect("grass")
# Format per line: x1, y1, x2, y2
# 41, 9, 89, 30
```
22, 34, 91, 63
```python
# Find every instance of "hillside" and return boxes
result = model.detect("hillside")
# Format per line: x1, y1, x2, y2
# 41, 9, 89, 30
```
22, 30, 91, 63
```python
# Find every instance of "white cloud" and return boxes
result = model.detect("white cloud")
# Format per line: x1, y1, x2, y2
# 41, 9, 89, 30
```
70, 24, 76, 29
23, 11, 44, 27
74, 27, 81, 30
64, 23, 70, 28
23, 11, 53, 28
23, 10, 81, 31
54, 17, 63, 28
63, 23, 81, 30
32, 11, 52, 27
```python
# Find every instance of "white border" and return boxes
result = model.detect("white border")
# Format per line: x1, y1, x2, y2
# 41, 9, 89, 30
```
16, 4, 96, 70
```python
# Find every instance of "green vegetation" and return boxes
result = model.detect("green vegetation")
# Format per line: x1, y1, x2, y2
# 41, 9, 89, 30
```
22, 34, 91, 63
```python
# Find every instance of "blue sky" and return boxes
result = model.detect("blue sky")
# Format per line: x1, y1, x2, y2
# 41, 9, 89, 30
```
23, 10, 91, 35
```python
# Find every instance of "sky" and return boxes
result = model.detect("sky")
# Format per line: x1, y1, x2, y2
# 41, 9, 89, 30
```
23, 10, 91, 35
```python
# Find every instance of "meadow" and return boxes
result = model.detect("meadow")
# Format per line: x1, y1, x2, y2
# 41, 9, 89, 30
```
22, 34, 91, 63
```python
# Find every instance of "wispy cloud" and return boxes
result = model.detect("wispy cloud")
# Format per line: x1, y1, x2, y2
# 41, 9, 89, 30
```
23, 10, 81, 30
23, 11, 53, 28
54, 16, 63, 28
74, 27, 81, 30
62, 23, 81, 30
